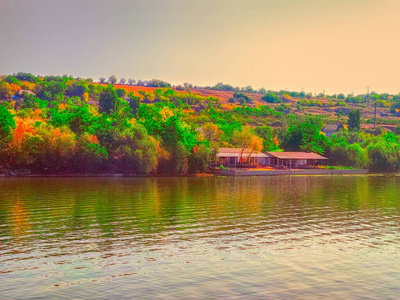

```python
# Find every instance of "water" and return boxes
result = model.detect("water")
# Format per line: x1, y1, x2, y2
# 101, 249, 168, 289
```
0, 175, 399, 299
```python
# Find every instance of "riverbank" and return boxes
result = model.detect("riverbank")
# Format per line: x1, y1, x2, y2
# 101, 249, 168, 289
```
0, 170, 370, 178
212, 168, 369, 176
0, 173, 214, 178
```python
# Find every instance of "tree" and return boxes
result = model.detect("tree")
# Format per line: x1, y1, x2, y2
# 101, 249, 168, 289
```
338, 93, 345, 99
348, 109, 360, 131
14, 72, 37, 83
232, 127, 262, 163
116, 88, 126, 98
0, 81, 13, 99
99, 77, 106, 84
281, 122, 329, 155
138, 90, 152, 103
111, 123, 159, 174
188, 144, 214, 173
261, 92, 282, 103
128, 79, 136, 85
73, 133, 108, 173
201, 123, 221, 144
0, 105, 15, 148
99, 85, 118, 114
255, 125, 280, 151
66, 83, 86, 97
258, 87, 266, 94
108, 75, 117, 84
329, 137, 369, 168
246, 135, 263, 160
31, 125, 77, 173
233, 92, 253, 104
119, 78, 126, 85
127, 92, 141, 116
37, 81, 66, 101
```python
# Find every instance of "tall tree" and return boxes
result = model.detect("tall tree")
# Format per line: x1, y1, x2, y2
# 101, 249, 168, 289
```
348, 109, 360, 131
99, 85, 118, 114
232, 127, 262, 163
127, 92, 141, 116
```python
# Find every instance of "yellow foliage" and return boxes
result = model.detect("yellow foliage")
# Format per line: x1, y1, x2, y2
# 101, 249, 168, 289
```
159, 106, 174, 120
20, 81, 36, 91
9, 83, 20, 94
9, 118, 36, 149
283, 94, 292, 101
34, 109, 42, 118
82, 92, 89, 102
87, 135, 99, 144
89, 105, 99, 116
249, 135, 263, 153
58, 103, 68, 110
37, 126, 76, 155
155, 139, 170, 160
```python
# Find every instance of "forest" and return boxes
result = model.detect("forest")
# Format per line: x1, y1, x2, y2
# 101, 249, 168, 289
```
1, 72, 400, 175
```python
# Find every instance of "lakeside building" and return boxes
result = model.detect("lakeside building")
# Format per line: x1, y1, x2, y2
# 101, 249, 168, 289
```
217, 148, 270, 166
217, 148, 328, 168
266, 151, 328, 168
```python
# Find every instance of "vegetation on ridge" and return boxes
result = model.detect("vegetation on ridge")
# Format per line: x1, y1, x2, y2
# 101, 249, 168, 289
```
1, 72, 400, 174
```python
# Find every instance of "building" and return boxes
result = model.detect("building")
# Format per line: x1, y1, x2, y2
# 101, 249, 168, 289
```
321, 124, 347, 137
266, 152, 328, 168
217, 148, 270, 167
217, 148, 328, 168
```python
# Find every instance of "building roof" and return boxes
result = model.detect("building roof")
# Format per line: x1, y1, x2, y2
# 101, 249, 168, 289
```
266, 152, 328, 160
322, 124, 343, 132
217, 148, 270, 158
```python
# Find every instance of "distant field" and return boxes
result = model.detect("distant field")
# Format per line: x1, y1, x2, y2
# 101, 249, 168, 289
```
94, 83, 266, 105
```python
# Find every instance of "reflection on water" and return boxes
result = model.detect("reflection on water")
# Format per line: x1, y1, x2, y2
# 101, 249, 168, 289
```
0, 176, 399, 299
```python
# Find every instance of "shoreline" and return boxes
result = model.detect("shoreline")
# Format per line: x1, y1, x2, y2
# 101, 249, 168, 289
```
0, 173, 214, 178
0, 169, 377, 178
212, 168, 370, 176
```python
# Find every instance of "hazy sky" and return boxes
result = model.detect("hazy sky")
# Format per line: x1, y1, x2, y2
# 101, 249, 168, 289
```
1, 0, 400, 94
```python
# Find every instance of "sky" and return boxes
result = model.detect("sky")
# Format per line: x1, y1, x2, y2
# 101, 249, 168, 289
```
1, 0, 400, 95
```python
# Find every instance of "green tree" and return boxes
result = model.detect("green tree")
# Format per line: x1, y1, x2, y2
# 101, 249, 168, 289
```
111, 123, 159, 174
127, 92, 141, 116
73, 133, 108, 173
281, 122, 329, 154
188, 144, 214, 173
116, 88, 126, 98
261, 92, 282, 103
0, 105, 15, 149
108, 75, 117, 84
348, 109, 360, 131
255, 125, 281, 151
99, 85, 118, 114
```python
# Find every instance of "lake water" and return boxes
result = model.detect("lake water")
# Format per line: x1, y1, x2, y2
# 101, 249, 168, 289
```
0, 176, 399, 299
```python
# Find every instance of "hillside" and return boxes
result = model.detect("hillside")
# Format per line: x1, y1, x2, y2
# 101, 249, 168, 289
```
95, 83, 399, 129
1, 73, 400, 175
